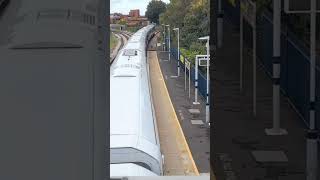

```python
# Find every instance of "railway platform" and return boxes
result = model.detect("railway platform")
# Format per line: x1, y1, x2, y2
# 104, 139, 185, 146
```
148, 34, 212, 178
149, 50, 199, 176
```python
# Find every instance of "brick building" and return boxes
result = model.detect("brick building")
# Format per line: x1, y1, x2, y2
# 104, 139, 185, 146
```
129, 9, 140, 18
110, 9, 149, 28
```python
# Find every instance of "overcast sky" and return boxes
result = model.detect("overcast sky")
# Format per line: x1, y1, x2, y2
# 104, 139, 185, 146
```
110, 0, 170, 16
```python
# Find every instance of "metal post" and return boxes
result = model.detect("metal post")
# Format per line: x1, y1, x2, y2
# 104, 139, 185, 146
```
169, 26, 171, 61
240, 8, 243, 92
217, 0, 223, 48
162, 25, 166, 51
193, 56, 200, 105
253, 4, 256, 117
174, 28, 181, 76
306, 0, 318, 179
177, 29, 180, 76
265, 0, 287, 135
188, 62, 191, 98
309, 0, 317, 139
185, 59, 187, 91
206, 39, 210, 125
163, 31, 165, 51
193, 54, 208, 105
206, 40, 210, 125
196, 36, 209, 123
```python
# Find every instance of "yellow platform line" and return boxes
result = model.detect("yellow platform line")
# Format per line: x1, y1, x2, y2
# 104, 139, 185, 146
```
153, 51, 199, 175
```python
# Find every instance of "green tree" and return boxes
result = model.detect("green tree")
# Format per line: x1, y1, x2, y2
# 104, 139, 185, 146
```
145, 0, 167, 24
118, 18, 126, 25
159, 0, 209, 69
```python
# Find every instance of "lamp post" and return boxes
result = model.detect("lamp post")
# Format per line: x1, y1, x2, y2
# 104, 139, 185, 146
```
217, 0, 224, 48
265, 0, 287, 135
166, 25, 171, 61
173, 28, 180, 77
199, 36, 210, 125
161, 24, 165, 51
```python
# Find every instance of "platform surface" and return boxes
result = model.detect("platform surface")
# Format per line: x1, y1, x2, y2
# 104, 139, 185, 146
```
149, 50, 199, 176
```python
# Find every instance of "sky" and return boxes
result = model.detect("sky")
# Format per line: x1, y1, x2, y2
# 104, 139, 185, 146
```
110, 0, 170, 16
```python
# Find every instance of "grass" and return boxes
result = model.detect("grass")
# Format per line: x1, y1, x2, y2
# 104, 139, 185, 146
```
110, 33, 118, 50
127, 26, 140, 33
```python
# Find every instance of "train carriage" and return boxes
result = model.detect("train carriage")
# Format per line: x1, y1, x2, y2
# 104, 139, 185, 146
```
110, 24, 163, 176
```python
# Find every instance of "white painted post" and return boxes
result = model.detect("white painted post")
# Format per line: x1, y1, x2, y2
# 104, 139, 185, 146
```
189, 64, 191, 98
168, 25, 171, 62
162, 24, 166, 51
193, 56, 200, 105
306, 1, 318, 180
186, 59, 191, 98
193, 55, 209, 105
217, 0, 224, 48
205, 40, 210, 125
177, 28, 180, 76
240, 7, 243, 92
174, 28, 180, 77
253, 3, 257, 117
185, 58, 187, 91
197, 36, 210, 124
265, 0, 287, 135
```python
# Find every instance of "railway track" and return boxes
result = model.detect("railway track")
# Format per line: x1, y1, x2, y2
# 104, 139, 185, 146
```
110, 31, 131, 63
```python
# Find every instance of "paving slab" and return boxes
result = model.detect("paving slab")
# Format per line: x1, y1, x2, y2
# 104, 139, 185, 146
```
191, 120, 205, 125
188, 109, 201, 114
251, 150, 288, 163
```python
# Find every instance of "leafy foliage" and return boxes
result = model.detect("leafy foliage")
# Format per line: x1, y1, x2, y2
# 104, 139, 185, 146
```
160, 0, 209, 66
145, 0, 167, 24
110, 33, 118, 50
127, 26, 140, 33
254, 0, 272, 14
118, 19, 126, 25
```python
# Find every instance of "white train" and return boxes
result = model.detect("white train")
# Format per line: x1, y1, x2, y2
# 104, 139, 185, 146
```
110, 24, 164, 177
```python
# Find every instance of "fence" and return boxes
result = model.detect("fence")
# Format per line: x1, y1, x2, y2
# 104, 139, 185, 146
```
170, 47, 208, 99
223, 0, 320, 129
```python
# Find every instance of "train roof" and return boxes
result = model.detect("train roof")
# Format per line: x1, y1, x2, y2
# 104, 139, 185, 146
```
110, 53, 157, 145
110, 25, 161, 174
110, 25, 156, 145
120, 25, 154, 51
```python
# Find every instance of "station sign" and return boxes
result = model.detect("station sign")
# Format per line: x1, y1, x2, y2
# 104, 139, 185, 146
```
199, 57, 210, 67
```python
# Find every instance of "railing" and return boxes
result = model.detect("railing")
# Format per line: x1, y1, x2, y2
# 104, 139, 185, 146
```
170, 47, 208, 99
223, 0, 320, 129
